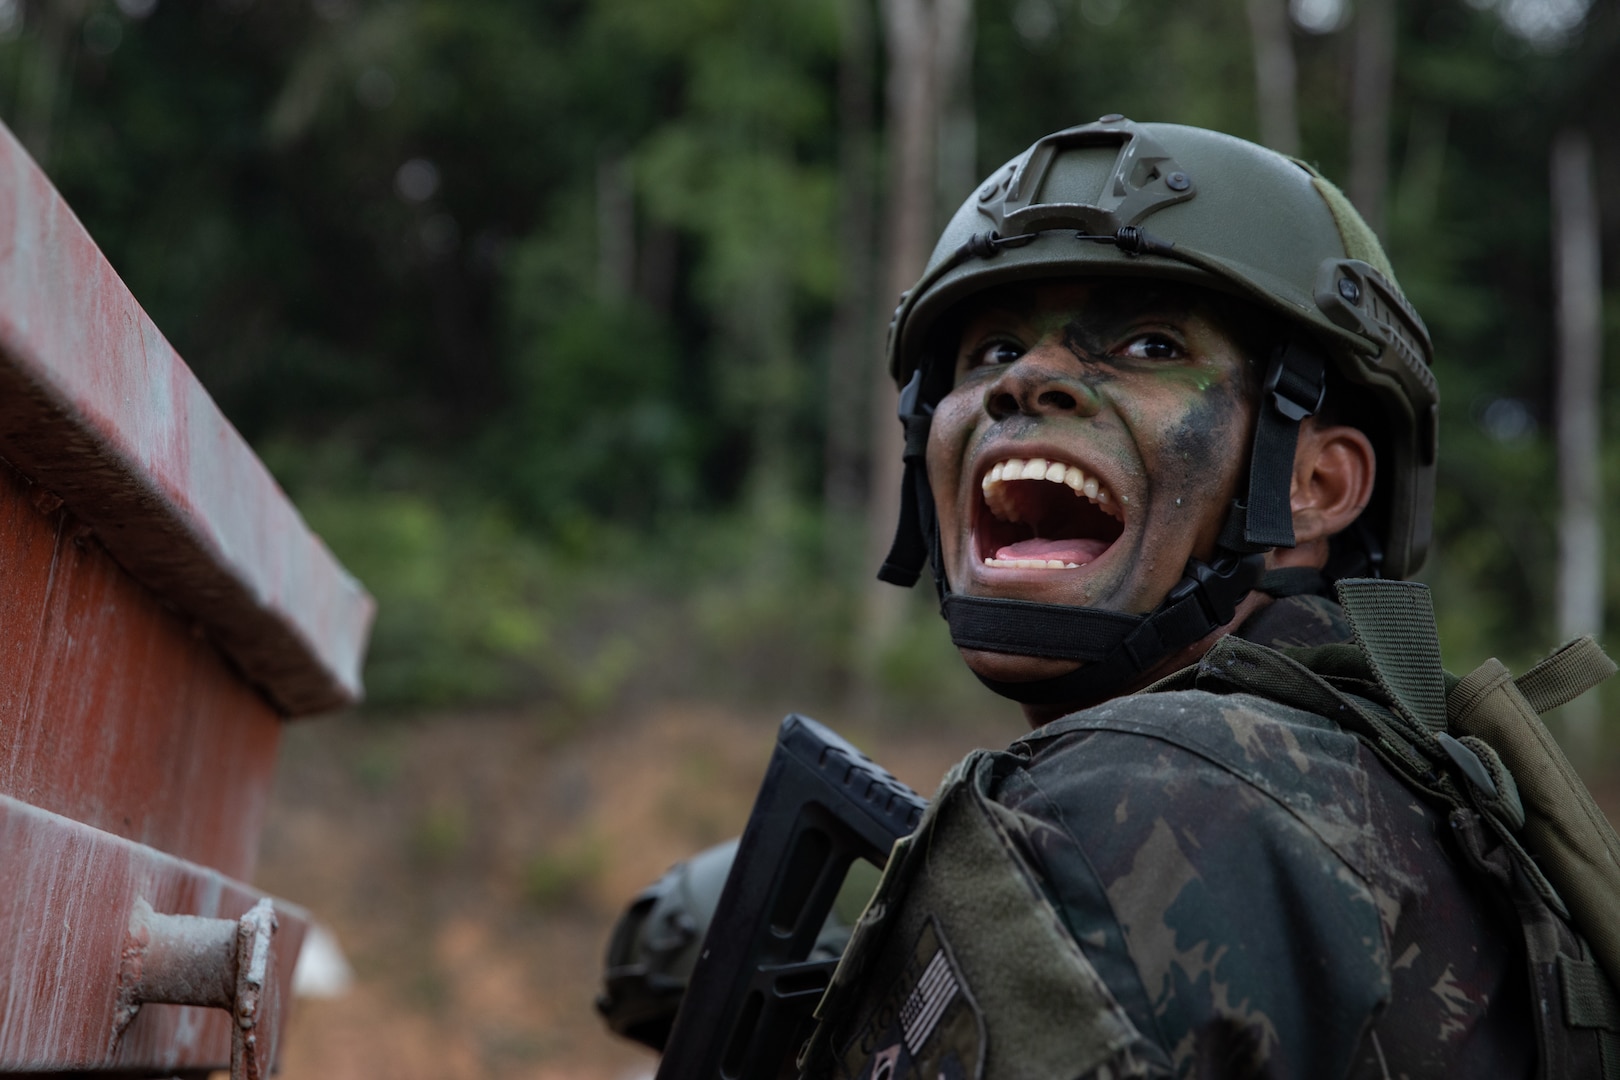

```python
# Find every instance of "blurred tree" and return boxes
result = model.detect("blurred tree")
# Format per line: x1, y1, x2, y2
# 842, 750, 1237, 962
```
1552, 127, 1603, 751
864, 0, 974, 651
1349, 0, 1395, 234
0, 0, 1613, 707
1245, 0, 1299, 155
823, 0, 879, 569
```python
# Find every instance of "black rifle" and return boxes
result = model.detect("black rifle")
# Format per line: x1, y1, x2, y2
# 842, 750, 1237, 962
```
655, 714, 927, 1080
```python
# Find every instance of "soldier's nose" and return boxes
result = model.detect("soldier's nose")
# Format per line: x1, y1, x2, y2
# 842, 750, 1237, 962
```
984, 354, 1101, 421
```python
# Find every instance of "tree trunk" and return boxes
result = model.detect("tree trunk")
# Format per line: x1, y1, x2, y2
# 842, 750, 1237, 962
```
596, 154, 635, 303
16, 0, 89, 168
1348, 0, 1394, 235
863, 0, 974, 653
1244, 0, 1299, 156
824, 0, 878, 572
934, 0, 976, 217
1551, 128, 1604, 756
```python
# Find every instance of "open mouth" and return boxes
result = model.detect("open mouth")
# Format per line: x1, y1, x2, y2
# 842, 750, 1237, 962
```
976, 456, 1125, 569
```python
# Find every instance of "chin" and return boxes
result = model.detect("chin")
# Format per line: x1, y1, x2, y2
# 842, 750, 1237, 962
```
957, 647, 1084, 685
956, 643, 1189, 728
957, 648, 1096, 727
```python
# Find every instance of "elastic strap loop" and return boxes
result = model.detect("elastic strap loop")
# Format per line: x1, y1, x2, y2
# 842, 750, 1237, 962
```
1242, 342, 1326, 549
1515, 636, 1618, 716
1560, 954, 1620, 1031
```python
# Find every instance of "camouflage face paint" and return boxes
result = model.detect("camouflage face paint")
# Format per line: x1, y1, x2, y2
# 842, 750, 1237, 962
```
927, 280, 1261, 681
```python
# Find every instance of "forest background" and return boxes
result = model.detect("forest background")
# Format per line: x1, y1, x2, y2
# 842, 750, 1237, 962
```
1, 0, 1617, 726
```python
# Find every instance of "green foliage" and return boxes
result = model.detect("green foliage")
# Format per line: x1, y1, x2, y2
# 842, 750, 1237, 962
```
490, 293, 698, 528
295, 486, 559, 707
4, 0, 1618, 712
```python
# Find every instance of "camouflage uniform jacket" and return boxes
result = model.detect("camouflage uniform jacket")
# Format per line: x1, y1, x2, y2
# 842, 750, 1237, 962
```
800, 595, 1535, 1079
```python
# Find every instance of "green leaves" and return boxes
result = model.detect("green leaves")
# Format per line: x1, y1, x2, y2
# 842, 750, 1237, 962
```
7, 0, 1617, 708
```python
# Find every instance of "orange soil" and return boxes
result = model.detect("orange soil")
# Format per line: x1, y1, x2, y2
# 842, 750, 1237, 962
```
255, 701, 1004, 1080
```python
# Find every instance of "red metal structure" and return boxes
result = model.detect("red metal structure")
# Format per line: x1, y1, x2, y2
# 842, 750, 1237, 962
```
0, 119, 374, 1076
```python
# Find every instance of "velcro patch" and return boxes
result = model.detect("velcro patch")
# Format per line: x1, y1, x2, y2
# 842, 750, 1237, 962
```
839, 916, 985, 1079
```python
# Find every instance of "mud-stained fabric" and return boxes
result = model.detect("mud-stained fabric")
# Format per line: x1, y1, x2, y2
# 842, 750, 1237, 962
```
800, 753, 1169, 1080
1000, 689, 1534, 1078
1234, 592, 1353, 652
808, 596, 1535, 1079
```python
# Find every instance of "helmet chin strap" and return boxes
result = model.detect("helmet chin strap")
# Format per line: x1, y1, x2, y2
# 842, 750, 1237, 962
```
945, 555, 1265, 705
876, 340, 1327, 709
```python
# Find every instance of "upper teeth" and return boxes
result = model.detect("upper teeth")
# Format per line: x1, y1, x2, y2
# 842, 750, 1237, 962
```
980, 456, 1118, 523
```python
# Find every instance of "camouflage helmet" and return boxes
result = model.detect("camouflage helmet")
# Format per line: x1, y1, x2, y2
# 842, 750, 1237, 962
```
887, 116, 1436, 579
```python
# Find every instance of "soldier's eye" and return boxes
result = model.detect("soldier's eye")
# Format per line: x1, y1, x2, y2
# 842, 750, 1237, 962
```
970, 340, 1025, 368
1118, 333, 1182, 361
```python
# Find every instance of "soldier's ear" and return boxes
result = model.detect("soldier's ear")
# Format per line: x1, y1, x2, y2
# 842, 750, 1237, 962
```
1289, 419, 1375, 547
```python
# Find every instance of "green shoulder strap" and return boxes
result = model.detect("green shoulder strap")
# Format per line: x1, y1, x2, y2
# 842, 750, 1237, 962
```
1334, 578, 1448, 733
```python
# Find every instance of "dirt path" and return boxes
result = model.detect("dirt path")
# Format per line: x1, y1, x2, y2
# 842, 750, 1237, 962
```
255, 700, 1005, 1080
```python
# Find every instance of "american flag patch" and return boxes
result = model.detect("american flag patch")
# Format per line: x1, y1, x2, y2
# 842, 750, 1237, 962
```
900, 947, 959, 1051
840, 916, 984, 1079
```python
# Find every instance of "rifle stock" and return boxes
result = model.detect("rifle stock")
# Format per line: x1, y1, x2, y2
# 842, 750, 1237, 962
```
655, 714, 926, 1080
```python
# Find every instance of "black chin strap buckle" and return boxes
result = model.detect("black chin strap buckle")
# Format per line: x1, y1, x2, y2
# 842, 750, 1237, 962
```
1164, 554, 1267, 632
1263, 344, 1327, 422
1118, 552, 1263, 670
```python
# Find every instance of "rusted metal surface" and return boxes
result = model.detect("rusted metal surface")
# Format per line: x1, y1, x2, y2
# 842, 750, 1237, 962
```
0, 118, 373, 716
0, 455, 283, 880
0, 794, 306, 1074
115, 899, 240, 1023
231, 899, 279, 1080
113, 898, 282, 1080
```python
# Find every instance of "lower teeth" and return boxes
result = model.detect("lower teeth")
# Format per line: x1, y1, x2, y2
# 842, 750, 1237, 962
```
984, 558, 1082, 569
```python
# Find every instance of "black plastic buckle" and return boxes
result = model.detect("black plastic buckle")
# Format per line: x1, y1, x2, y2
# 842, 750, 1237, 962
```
1166, 555, 1265, 628
896, 369, 922, 420
1263, 343, 1327, 423
895, 369, 935, 461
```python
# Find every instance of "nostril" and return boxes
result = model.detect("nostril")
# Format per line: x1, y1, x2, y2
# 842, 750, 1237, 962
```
1038, 389, 1077, 411
987, 391, 1020, 419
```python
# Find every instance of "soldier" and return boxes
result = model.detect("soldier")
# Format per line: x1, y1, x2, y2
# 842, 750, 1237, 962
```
606, 118, 1617, 1077
794, 116, 1527, 1079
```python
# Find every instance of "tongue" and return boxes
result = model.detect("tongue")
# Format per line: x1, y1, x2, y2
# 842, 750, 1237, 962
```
995, 537, 1112, 565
